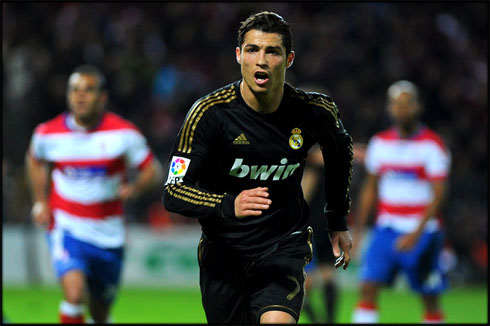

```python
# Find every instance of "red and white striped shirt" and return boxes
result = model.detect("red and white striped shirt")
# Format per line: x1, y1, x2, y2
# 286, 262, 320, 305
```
30, 111, 154, 248
364, 125, 451, 233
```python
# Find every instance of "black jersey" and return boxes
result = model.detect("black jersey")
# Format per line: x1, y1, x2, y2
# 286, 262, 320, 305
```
163, 80, 353, 255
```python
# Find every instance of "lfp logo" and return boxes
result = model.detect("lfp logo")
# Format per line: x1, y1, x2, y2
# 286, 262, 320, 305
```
171, 157, 187, 175
166, 156, 191, 185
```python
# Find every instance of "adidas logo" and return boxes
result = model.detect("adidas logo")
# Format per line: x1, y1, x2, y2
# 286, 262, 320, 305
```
233, 133, 250, 145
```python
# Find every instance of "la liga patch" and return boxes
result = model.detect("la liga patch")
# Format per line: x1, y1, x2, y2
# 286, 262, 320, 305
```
165, 156, 191, 185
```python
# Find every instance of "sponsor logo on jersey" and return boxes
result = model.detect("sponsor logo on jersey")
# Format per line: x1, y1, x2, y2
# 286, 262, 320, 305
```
289, 128, 303, 150
385, 169, 419, 180
63, 166, 107, 178
229, 158, 300, 181
166, 156, 191, 185
233, 133, 250, 145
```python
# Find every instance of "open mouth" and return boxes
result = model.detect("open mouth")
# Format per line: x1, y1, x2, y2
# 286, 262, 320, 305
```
254, 71, 270, 86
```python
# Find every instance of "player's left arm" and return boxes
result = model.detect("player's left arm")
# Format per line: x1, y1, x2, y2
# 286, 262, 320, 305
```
118, 128, 164, 201
118, 158, 164, 201
396, 137, 451, 251
317, 98, 354, 269
395, 179, 447, 251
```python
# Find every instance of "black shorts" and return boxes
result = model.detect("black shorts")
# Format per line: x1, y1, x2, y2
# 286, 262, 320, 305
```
198, 227, 313, 324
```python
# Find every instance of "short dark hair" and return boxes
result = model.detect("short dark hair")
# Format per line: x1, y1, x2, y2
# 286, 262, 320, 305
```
71, 64, 107, 90
238, 11, 293, 55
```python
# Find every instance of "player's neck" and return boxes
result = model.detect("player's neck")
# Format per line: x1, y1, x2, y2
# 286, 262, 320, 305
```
240, 81, 283, 114
69, 111, 104, 130
397, 122, 420, 138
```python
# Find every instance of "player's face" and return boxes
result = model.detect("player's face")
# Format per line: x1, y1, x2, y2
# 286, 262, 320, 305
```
236, 29, 294, 97
388, 92, 420, 128
67, 73, 107, 126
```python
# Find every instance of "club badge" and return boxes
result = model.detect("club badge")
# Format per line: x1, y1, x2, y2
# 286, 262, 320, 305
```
289, 128, 303, 150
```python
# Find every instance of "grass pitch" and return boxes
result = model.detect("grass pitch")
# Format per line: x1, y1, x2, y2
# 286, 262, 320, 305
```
2, 284, 487, 323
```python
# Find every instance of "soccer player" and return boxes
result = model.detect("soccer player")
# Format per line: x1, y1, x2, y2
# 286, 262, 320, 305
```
301, 145, 340, 324
26, 65, 163, 323
163, 11, 354, 324
351, 80, 451, 323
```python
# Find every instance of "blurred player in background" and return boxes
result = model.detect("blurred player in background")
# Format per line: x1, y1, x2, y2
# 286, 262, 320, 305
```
302, 141, 367, 324
351, 80, 451, 323
301, 145, 339, 324
26, 65, 163, 323
163, 11, 354, 324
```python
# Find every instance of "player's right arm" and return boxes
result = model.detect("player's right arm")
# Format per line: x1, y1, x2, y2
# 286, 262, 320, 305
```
162, 99, 270, 221
25, 147, 51, 227
162, 151, 271, 220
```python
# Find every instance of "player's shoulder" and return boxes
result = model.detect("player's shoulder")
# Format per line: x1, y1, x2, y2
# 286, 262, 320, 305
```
414, 126, 447, 149
372, 126, 447, 149
97, 111, 140, 133
366, 128, 398, 151
373, 127, 398, 141
287, 83, 336, 109
193, 81, 239, 111
287, 83, 340, 122
34, 113, 69, 135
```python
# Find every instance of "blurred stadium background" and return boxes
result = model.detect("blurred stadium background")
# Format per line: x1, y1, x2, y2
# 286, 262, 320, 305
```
2, 2, 487, 323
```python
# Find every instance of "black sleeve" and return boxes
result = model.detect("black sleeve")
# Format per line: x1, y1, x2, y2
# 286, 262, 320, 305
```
317, 98, 353, 231
162, 101, 236, 220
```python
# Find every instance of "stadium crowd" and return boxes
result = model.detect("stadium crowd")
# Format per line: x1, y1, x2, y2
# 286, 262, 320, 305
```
3, 2, 487, 283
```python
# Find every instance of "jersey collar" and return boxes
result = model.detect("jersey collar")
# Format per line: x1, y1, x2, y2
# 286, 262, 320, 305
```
64, 111, 106, 132
393, 123, 426, 139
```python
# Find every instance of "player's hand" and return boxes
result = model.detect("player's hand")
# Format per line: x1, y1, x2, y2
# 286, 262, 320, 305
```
234, 187, 271, 219
395, 231, 421, 252
31, 201, 50, 227
328, 230, 353, 270
118, 184, 137, 201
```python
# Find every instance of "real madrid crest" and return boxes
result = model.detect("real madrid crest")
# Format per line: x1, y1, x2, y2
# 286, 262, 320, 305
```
289, 128, 303, 150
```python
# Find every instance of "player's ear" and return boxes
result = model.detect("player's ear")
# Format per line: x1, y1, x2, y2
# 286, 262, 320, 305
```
286, 51, 295, 69
236, 47, 241, 65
